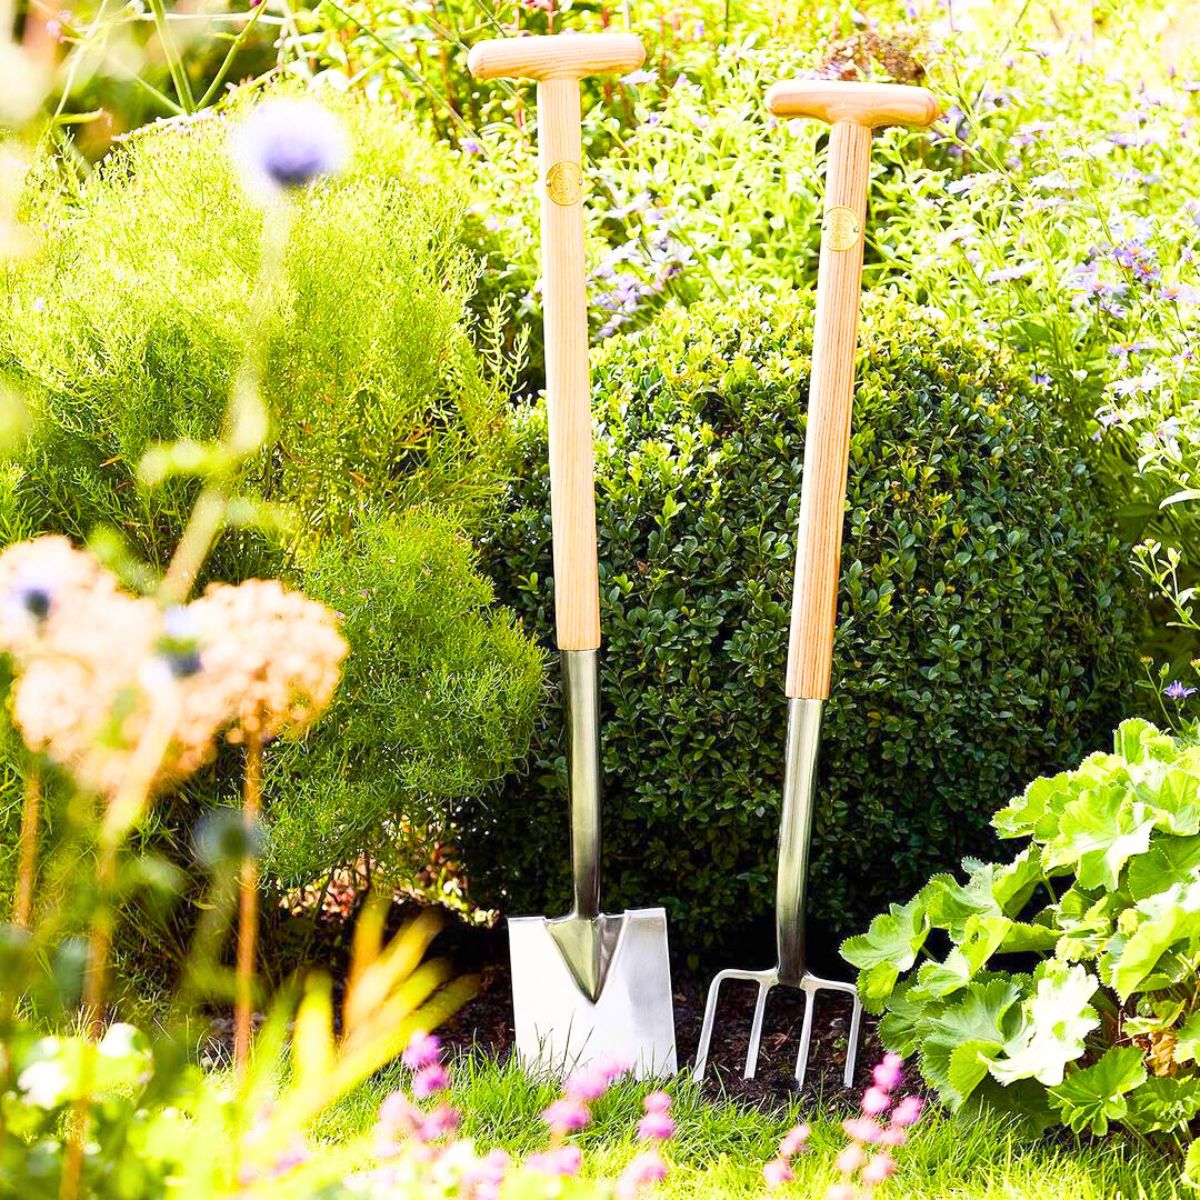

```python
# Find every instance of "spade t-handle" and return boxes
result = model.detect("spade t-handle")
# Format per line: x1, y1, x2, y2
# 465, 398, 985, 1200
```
693, 80, 940, 1089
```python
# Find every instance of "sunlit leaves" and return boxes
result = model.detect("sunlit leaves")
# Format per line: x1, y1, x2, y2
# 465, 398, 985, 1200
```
1049, 1047, 1147, 1135
841, 894, 930, 1011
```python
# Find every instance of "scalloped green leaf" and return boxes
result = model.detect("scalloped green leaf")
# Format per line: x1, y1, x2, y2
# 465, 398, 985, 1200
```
1176, 1011, 1200, 1066
914, 915, 1011, 1000
1113, 881, 1200, 1000
841, 893, 930, 1011
1127, 835, 1200, 901
994, 771, 1075, 841
1123, 1075, 1200, 1134
1047, 1046, 1146, 1135
990, 963, 1099, 1087
1045, 782, 1154, 891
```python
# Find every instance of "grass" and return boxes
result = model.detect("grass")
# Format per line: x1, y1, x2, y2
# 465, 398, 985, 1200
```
317, 1054, 1181, 1200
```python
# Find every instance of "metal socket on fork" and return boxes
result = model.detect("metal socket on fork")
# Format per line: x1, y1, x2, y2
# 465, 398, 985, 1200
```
692, 698, 864, 1089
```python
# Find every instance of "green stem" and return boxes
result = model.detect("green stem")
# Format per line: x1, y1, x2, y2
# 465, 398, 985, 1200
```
147, 0, 196, 112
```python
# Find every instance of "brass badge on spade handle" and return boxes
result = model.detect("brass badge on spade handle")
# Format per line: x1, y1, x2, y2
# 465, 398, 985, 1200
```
546, 160, 584, 206
823, 205, 861, 251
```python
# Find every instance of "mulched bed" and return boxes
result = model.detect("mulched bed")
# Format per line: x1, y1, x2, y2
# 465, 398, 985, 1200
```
430, 918, 882, 1107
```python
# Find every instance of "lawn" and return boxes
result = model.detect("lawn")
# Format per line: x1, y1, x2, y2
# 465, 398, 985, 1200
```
317, 1057, 1180, 1200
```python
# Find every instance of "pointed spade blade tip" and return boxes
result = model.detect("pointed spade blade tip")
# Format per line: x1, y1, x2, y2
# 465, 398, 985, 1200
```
546, 913, 626, 1003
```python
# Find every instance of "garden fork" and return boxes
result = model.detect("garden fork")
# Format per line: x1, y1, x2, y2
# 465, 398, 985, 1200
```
692, 80, 940, 1089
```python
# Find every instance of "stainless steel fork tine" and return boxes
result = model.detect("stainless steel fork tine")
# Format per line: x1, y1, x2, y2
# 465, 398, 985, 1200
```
743, 980, 772, 1080
844, 989, 863, 1087
793, 985, 816, 1090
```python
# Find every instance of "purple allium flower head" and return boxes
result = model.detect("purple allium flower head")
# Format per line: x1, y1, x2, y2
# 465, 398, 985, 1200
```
618, 1149, 668, 1198
762, 1157, 794, 1190
412, 1063, 449, 1098
402, 1031, 442, 1070
873, 1052, 905, 1092
1164, 681, 1197, 700
235, 99, 348, 195
543, 1099, 591, 1133
861, 1085, 892, 1116
637, 1111, 676, 1141
890, 1094, 924, 1127
779, 1122, 810, 1157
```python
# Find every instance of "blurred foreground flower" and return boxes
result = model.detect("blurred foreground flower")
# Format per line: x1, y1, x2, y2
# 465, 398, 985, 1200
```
234, 98, 348, 196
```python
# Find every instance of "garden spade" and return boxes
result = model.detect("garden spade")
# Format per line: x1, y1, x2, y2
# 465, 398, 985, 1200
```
467, 33, 677, 1078
692, 80, 940, 1089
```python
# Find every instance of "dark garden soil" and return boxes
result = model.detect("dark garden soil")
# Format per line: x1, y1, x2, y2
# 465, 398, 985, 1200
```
421, 908, 883, 1108
212, 896, 881, 1108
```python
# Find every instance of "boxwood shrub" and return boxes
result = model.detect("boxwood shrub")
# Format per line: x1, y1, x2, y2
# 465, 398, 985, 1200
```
473, 290, 1141, 957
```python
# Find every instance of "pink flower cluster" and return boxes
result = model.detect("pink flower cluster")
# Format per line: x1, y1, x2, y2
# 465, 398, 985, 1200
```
533, 1056, 633, 1173
762, 1120, 810, 1190
616, 1089, 675, 1199
762, 1053, 924, 1198
826, 1054, 923, 1200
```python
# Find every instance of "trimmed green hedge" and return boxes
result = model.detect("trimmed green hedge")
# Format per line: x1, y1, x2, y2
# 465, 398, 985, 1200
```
472, 290, 1141, 957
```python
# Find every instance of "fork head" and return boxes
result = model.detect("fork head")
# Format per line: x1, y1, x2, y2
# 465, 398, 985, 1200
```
692, 967, 863, 1091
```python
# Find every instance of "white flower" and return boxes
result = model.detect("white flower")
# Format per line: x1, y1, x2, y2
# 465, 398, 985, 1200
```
18, 1058, 69, 1108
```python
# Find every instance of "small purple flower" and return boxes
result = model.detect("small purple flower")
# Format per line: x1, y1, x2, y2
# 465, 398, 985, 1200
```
402, 1031, 441, 1070
621, 68, 658, 86
1162, 283, 1200, 304
543, 1099, 591, 1133
461, 138, 483, 156
1164, 681, 1197, 700
32, 296, 45, 313
412, 1063, 449, 1098
235, 99, 348, 194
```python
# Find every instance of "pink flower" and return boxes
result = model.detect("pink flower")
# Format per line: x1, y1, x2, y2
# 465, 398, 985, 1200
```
418, 1103, 459, 1141
861, 1086, 892, 1116
637, 1111, 677, 1141
463, 1147, 509, 1200
836, 1143, 868, 1175
543, 1099, 591, 1133
528, 1145, 582, 1177
779, 1122, 811, 1157
377, 1091, 422, 1137
643, 1090, 672, 1114
565, 1067, 611, 1102
598, 1054, 632, 1082
412, 1063, 449, 1098
841, 1117, 882, 1144
877, 1125, 908, 1148
890, 1095, 924, 1128
402, 1031, 442, 1070
861, 1152, 897, 1185
824, 1186, 859, 1200
617, 1148, 668, 1198
872, 1052, 904, 1092
763, 1157, 794, 1190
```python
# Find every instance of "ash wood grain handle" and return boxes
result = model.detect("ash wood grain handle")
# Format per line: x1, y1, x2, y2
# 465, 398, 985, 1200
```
469, 35, 644, 651
766, 79, 940, 129
780, 81, 939, 699
467, 32, 645, 82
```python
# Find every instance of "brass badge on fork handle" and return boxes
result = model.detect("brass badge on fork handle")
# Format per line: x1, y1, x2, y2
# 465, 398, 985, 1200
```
546, 161, 584, 206
823, 205, 861, 251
